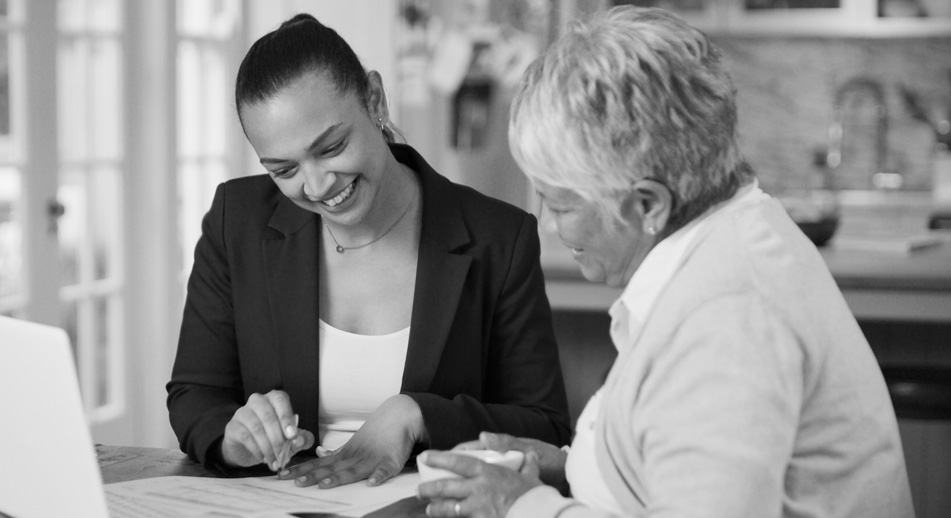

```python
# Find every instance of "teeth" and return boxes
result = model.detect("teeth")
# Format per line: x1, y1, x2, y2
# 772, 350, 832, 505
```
323, 180, 356, 207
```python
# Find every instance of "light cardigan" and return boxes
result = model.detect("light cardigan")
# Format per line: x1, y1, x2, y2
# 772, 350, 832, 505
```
509, 187, 914, 518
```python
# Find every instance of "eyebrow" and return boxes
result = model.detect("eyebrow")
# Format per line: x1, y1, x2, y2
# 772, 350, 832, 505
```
259, 123, 343, 165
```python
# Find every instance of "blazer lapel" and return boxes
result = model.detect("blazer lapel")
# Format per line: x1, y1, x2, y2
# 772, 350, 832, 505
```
395, 145, 473, 392
262, 197, 321, 434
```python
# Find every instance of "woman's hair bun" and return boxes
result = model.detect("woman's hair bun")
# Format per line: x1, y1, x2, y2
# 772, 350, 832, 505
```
280, 13, 318, 29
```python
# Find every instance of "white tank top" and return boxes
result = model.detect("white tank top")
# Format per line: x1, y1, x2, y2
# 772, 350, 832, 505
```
317, 319, 410, 451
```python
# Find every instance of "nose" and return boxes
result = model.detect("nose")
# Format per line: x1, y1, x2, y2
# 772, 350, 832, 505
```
538, 203, 558, 235
300, 163, 337, 200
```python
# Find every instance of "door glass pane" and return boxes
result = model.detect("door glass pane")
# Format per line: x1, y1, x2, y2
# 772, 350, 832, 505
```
90, 38, 121, 160
90, 165, 119, 280
203, 47, 227, 155
58, 0, 87, 32
89, 0, 120, 31
0, 34, 10, 138
177, 41, 200, 158
58, 167, 86, 286
178, 0, 240, 39
178, 160, 202, 274
59, 38, 90, 162
0, 167, 21, 300
93, 295, 110, 407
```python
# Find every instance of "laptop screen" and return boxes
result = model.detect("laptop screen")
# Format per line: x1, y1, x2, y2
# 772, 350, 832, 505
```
0, 316, 110, 518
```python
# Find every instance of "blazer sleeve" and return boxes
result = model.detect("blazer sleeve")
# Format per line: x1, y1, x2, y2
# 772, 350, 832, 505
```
166, 183, 252, 475
406, 214, 572, 449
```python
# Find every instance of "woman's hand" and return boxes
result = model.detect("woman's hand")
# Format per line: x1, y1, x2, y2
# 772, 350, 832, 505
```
453, 432, 567, 487
416, 449, 543, 518
221, 390, 315, 471
278, 394, 427, 488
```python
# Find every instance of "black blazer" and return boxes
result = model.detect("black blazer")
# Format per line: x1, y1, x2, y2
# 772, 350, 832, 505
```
167, 144, 571, 473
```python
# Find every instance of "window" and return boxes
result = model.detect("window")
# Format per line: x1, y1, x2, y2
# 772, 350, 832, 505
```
177, 0, 242, 281
0, 0, 23, 317
57, 0, 125, 419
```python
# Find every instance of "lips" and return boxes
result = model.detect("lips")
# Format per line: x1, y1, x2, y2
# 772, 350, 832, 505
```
321, 178, 357, 207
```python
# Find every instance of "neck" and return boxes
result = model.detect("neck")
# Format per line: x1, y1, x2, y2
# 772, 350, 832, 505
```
324, 160, 418, 249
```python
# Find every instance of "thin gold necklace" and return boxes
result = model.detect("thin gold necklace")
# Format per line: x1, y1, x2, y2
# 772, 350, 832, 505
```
322, 181, 417, 254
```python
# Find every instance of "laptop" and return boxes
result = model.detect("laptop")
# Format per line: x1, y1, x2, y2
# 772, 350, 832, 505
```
0, 316, 185, 518
0, 315, 111, 517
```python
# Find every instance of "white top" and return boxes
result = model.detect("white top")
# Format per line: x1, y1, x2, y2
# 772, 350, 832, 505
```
317, 319, 410, 451
564, 181, 767, 512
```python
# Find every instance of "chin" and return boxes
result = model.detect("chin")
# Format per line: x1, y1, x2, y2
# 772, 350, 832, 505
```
578, 265, 607, 286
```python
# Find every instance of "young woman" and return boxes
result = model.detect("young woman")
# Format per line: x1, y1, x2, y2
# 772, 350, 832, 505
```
166, 13, 571, 489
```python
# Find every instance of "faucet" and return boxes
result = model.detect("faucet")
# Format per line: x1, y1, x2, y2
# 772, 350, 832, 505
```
824, 76, 901, 190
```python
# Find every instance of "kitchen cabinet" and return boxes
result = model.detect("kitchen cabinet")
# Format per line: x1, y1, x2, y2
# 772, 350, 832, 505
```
601, 0, 951, 36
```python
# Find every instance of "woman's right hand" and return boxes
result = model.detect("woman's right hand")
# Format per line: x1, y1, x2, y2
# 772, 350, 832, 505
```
454, 431, 567, 487
221, 390, 315, 470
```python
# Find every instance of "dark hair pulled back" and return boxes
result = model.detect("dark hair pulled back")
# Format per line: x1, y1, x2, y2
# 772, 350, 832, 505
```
235, 13, 370, 119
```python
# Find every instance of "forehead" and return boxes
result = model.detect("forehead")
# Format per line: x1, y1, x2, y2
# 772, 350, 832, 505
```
240, 72, 362, 149
534, 179, 586, 206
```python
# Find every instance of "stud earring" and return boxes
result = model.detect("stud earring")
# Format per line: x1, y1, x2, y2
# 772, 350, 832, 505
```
378, 118, 385, 133
646, 225, 656, 236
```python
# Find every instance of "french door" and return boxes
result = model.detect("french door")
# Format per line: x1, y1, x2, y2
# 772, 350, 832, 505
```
0, 0, 245, 447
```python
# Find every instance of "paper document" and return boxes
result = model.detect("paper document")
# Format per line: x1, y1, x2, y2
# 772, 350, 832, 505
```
105, 472, 421, 518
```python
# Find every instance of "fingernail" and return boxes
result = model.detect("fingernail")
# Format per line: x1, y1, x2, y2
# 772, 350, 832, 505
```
279, 470, 289, 477
296, 476, 307, 484
368, 477, 379, 486
320, 478, 331, 486
285, 425, 296, 438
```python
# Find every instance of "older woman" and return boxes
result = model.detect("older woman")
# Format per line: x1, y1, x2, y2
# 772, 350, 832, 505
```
417, 6, 914, 518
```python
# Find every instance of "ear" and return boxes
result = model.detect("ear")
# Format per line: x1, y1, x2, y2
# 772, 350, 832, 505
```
623, 178, 673, 236
365, 70, 389, 123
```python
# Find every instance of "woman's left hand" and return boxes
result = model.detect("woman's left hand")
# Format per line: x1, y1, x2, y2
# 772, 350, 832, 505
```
277, 394, 427, 488
416, 450, 543, 518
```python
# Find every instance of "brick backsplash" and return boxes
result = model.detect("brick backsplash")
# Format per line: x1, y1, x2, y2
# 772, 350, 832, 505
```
714, 36, 951, 195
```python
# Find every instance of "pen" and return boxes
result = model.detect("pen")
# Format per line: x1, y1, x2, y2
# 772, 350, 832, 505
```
277, 414, 298, 472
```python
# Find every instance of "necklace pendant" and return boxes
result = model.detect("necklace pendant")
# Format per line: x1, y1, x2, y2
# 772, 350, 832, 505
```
335, 245, 345, 253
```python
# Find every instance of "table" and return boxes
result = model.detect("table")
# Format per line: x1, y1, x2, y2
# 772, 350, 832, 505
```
96, 445, 427, 517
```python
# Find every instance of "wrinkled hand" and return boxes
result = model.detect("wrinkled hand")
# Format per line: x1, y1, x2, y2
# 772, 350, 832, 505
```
416, 449, 543, 518
454, 432, 567, 487
221, 390, 315, 471
278, 394, 427, 488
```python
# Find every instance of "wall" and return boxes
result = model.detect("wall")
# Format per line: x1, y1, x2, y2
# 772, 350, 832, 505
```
718, 36, 951, 193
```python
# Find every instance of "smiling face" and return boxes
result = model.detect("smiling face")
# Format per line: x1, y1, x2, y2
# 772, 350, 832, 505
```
534, 180, 655, 288
240, 70, 396, 227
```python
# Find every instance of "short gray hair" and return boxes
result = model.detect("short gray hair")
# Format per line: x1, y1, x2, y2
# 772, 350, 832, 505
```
509, 6, 754, 231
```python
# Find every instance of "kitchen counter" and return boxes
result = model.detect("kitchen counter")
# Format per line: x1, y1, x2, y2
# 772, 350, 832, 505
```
543, 234, 951, 323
